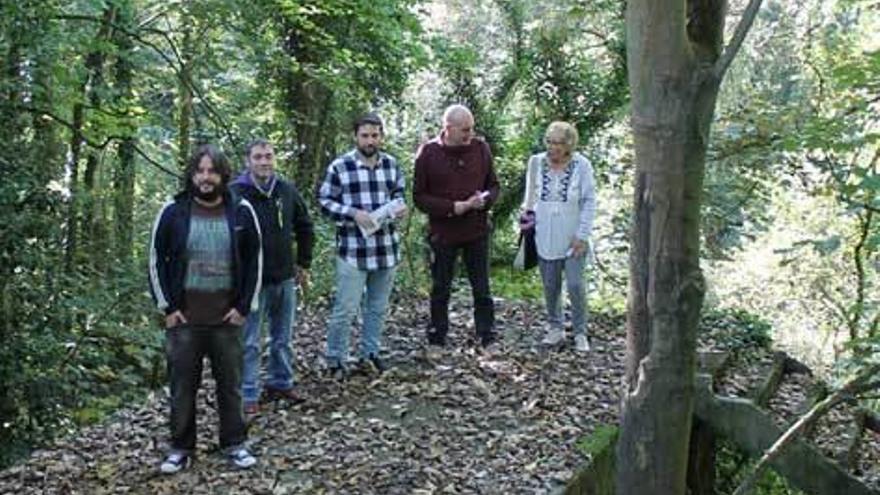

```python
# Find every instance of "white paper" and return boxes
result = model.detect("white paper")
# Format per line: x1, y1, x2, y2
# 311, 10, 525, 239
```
358, 199, 405, 237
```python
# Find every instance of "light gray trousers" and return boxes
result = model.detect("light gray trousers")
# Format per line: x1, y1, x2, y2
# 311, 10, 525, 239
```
538, 254, 588, 336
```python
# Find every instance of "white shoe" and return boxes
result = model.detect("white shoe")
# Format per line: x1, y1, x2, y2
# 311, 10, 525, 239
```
574, 334, 590, 353
228, 447, 257, 469
160, 452, 190, 474
541, 328, 565, 346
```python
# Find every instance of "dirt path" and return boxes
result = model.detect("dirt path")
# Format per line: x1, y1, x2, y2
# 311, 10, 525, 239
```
0, 295, 626, 494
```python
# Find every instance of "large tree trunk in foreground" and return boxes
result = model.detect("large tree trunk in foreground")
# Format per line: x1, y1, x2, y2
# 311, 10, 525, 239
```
616, 0, 762, 493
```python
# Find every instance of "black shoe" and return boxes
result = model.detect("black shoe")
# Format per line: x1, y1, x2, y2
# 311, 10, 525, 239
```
479, 332, 498, 348
264, 387, 306, 405
357, 354, 387, 374
427, 331, 447, 347
368, 354, 387, 373
325, 363, 348, 382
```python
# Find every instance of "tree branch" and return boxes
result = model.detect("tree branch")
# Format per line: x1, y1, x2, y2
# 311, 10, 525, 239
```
6, 104, 180, 178
48, 14, 238, 147
733, 363, 880, 495
131, 143, 181, 178
714, 0, 764, 79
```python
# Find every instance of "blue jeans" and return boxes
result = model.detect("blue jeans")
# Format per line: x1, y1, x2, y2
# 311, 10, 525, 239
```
326, 257, 396, 367
538, 254, 588, 336
242, 278, 297, 404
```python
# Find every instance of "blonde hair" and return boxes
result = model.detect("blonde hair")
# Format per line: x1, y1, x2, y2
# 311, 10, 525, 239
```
544, 121, 578, 152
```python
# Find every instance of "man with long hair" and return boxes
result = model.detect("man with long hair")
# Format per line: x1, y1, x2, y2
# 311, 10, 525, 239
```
149, 144, 262, 473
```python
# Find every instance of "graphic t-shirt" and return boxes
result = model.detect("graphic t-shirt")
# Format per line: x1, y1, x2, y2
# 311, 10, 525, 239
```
183, 202, 234, 325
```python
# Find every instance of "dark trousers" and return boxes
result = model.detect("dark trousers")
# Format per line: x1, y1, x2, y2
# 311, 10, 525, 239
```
165, 324, 246, 453
429, 235, 495, 343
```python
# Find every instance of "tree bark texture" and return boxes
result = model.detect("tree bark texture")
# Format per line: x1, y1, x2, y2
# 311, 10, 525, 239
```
82, 8, 115, 269
112, 1, 136, 266
616, 0, 745, 493
177, 7, 194, 171
281, 25, 334, 190
64, 7, 114, 273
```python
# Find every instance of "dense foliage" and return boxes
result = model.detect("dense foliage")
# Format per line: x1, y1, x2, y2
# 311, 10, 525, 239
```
0, 0, 876, 487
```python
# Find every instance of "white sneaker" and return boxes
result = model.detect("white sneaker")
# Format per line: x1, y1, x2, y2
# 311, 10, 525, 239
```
160, 452, 190, 474
228, 447, 257, 469
574, 334, 590, 353
541, 327, 565, 346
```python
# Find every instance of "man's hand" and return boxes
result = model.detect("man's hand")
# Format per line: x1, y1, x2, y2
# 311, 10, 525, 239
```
223, 308, 246, 326
165, 310, 187, 329
454, 192, 486, 215
393, 204, 408, 220
296, 267, 310, 292
468, 191, 486, 210
353, 209, 378, 230
569, 238, 587, 258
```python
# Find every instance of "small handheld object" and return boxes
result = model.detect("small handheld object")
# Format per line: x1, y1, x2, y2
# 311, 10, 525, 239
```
478, 190, 490, 200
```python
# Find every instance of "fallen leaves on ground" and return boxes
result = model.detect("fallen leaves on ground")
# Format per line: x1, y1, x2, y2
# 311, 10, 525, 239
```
1, 291, 876, 493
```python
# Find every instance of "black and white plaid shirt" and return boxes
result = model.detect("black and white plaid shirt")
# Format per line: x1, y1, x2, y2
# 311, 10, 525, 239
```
317, 149, 405, 270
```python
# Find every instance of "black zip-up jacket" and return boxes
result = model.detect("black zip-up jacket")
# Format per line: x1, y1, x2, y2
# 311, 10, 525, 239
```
148, 190, 263, 317
231, 174, 314, 284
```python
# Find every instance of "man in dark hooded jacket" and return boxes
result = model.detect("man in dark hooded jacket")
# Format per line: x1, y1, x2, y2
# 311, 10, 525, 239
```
149, 144, 261, 473
231, 139, 314, 414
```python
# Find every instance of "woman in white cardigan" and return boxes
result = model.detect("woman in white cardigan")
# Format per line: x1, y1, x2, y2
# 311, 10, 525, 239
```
521, 122, 596, 352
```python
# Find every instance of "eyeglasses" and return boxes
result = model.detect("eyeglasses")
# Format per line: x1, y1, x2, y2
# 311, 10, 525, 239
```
544, 138, 567, 146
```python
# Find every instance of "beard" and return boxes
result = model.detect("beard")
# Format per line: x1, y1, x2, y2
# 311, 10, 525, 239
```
193, 183, 224, 202
358, 145, 377, 157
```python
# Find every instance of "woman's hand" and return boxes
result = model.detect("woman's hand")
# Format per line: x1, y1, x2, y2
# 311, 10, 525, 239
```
569, 239, 587, 258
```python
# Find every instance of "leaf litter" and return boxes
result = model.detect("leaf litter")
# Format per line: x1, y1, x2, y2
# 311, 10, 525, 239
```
0, 290, 877, 493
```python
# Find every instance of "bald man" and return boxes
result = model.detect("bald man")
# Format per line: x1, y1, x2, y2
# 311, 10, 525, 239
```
413, 104, 500, 350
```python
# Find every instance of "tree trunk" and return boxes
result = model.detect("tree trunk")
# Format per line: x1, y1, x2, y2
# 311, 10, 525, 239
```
686, 417, 716, 495
64, 7, 115, 273
2, 43, 25, 149
112, 1, 136, 266
65, 99, 85, 273
82, 21, 111, 271
616, 0, 761, 493
177, 5, 194, 170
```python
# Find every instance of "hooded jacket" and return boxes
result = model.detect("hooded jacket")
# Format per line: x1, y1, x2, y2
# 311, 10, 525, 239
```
148, 190, 263, 317
231, 172, 314, 284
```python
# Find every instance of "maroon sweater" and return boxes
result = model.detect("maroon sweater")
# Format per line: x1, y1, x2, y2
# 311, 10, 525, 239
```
413, 135, 500, 245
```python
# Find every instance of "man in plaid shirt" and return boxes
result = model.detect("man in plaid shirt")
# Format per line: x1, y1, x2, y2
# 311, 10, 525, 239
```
317, 113, 407, 378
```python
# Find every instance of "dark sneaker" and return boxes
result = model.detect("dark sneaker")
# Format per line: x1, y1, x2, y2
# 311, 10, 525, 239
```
357, 354, 387, 374
228, 447, 256, 469
479, 332, 498, 348
325, 363, 348, 382
160, 452, 191, 474
427, 331, 447, 347
264, 387, 306, 405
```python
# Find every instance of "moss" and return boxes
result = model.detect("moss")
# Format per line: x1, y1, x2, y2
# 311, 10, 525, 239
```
566, 425, 619, 495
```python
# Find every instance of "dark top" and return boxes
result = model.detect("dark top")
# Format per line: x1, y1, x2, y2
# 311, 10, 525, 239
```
148, 191, 262, 318
183, 202, 234, 325
231, 173, 314, 284
413, 135, 500, 245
